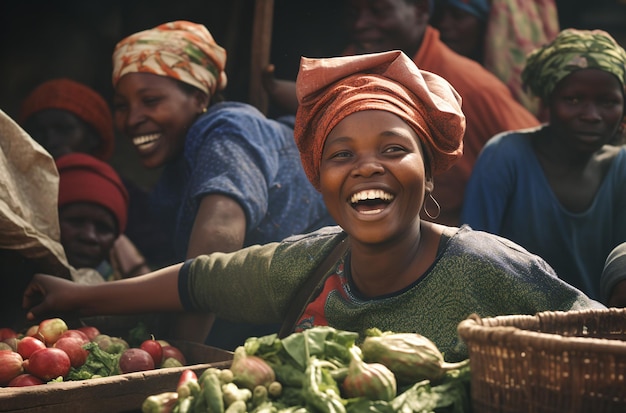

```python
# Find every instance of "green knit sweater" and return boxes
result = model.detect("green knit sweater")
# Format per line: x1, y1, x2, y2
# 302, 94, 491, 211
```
181, 225, 602, 360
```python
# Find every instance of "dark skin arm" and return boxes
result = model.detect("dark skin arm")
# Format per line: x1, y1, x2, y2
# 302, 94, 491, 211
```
261, 64, 299, 115
173, 194, 247, 343
22, 195, 246, 327
23, 264, 183, 321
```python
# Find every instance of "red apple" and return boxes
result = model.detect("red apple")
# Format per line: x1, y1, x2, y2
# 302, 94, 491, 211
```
0, 327, 17, 341
161, 345, 186, 366
60, 329, 90, 344
54, 337, 89, 368
26, 348, 71, 381
36, 318, 68, 346
8, 373, 44, 387
77, 325, 100, 341
0, 350, 24, 385
25, 325, 39, 337
140, 339, 163, 366
17, 336, 47, 359
118, 348, 155, 373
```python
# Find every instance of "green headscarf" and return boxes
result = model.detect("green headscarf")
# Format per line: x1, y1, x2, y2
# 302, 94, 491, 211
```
522, 28, 626, 101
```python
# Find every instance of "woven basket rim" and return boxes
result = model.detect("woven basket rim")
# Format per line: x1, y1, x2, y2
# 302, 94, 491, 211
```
457, 307, 626, 353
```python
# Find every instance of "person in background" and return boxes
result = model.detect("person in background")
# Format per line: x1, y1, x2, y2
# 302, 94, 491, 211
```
23, 51, 602, 362
263, 0, 540, 226
17, 78, 171, 270
430, 0, 560, 117
56, 153, 150, 281
461, 29, 626, 301
0, 110, 102, 331
600, 242, 626, 308
110, 20, 334, 350
18, 78, 115, 161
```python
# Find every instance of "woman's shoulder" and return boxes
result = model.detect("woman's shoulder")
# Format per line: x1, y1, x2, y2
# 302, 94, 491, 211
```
476, 127, 541, 166
485, 126, 540, 149
194, 101, 293, 138
279, 226, 346, 249
442, 225, 555, 273
202, 101, 265, 122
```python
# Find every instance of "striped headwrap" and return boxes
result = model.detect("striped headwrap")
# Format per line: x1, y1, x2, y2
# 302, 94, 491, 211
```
112, 20, 227, 95
522, 28, 626, 101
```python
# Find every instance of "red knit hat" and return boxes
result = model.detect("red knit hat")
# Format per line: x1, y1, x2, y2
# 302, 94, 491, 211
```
56, 153, 129, 234
18, 78, 115, 161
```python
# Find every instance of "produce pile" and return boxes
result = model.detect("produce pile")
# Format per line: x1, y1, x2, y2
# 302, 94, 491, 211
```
0, 318, 187, 387
143, 326, 471, 413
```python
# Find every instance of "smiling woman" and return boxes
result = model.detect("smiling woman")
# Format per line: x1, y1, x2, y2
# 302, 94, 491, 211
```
461, 28, 626, 301
22, 50, 602, 362
109, 20, 334, 350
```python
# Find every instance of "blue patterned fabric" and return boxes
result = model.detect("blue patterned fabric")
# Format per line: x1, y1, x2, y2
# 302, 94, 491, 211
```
151, 101, 334, 350
151, 101, 334, 261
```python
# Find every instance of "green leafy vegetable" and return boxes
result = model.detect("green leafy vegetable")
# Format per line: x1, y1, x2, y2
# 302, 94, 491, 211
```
66, 341, 121, 380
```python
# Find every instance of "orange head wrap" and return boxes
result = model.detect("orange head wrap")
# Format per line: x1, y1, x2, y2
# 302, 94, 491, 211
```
112, 20, 227, 96
294, 50, 466, 191
56, 153, 129, 234
18, 78, 115, 161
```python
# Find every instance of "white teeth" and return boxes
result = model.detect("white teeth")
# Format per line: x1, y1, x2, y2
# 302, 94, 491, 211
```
132, 134, 160, 146
350, 189, 394, 204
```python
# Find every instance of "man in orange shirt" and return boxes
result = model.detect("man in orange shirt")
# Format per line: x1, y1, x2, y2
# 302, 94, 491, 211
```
264, 0, 540, 225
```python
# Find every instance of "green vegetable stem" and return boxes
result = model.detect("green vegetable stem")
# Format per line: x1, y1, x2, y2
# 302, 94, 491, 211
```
304, 357, 346, 413
201, 369, 225, 413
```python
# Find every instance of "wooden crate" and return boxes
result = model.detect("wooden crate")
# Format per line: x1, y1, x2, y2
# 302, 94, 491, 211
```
0, 340, 233, 413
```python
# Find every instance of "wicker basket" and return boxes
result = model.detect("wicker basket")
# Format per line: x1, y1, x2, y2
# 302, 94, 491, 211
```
457, 308, 626, 413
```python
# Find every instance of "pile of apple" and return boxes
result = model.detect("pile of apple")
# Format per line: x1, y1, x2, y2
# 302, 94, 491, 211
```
0, 318, 187, 387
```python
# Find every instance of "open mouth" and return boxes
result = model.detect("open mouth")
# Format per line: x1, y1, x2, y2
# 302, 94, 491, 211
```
132, 133, 161, 151
349, 189, 395, 215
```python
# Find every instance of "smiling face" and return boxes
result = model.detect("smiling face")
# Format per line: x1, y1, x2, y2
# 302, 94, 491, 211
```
320, 110, 432, 245
345, 0, 429, 57
113, 73, 207, 169
59, 202, 118, 269
548, 69, 625, 153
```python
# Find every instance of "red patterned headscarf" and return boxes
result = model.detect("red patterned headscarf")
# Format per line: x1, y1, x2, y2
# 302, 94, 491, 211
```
294, 50, 466, 191
18, 78, 115, 161
112, 20, 227, 95
56, 153, 129, 234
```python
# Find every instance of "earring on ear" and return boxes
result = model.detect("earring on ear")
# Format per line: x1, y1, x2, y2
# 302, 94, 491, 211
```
423, 192, 440, 220
201, 107, 207, 113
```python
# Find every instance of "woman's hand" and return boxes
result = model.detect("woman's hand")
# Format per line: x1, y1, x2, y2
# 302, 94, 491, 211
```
22, 274, 85, 321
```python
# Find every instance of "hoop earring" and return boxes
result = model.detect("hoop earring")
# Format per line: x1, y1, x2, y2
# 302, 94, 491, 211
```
423, 192, 440, 220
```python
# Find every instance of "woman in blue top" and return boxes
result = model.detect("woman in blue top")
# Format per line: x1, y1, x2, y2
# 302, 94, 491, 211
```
461, 29, 626, 300
111, 21, 334, 349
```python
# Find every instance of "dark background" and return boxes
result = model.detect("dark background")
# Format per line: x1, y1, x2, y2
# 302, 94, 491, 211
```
1, 0, 625, 188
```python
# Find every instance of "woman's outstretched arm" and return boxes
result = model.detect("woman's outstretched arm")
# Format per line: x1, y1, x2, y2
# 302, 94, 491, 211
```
23, 263, 184, 321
